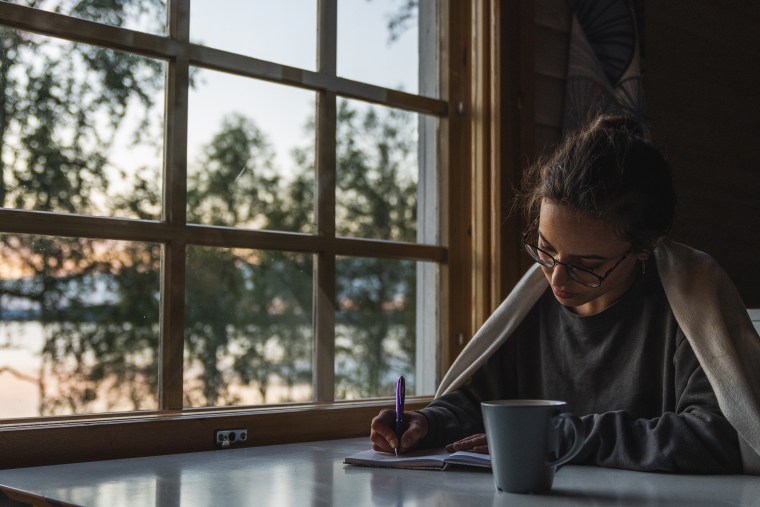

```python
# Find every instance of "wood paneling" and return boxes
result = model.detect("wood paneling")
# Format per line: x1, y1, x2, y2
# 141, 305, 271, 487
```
496, 0, 568, 286
532, 0, 569, 161
499, 0, 536, 295
535, 122, 563, 156
534, 24, 570, 80
534, 0, 571, 33
534, 74, 566, 128
645, 0, 760, 306
441, 0, 474, 369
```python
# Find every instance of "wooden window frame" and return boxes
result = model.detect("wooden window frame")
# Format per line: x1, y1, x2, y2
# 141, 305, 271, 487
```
0, 0, 516, 468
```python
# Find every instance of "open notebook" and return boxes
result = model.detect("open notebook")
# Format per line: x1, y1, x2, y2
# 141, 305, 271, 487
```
344, 448, 491, 471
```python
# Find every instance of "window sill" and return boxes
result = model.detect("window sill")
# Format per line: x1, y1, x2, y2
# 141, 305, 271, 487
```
0, 397, 432, 469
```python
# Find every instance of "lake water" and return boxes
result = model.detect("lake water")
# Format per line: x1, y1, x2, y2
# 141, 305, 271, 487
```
0, 321, 46, 418
0, 321, 412, 419
0, 321, 311, 418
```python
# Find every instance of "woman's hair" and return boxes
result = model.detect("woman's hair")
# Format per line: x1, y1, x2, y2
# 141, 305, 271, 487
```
516, 115, 676, 250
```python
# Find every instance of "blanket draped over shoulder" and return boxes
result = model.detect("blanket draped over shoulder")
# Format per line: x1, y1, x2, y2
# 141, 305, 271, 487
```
436, 240, 760, 474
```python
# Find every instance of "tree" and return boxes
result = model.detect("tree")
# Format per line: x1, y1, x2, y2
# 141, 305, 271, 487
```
183, 114, 313, 405
180, 99, 419, 405
334, 99, 418, 398
0, 0, 421, 415
381, 0, 419, 43
0, 0, 165, 415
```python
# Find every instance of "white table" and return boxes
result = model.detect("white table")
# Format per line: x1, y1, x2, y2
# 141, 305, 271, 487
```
1, 437, 759, 506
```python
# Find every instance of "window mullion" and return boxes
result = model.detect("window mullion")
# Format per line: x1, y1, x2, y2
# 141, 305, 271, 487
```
314, 0, 338, 403
160, 0, 191, 410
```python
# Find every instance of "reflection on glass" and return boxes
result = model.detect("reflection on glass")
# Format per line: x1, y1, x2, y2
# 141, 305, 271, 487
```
3, 0, 167, 34
336, 99, 418, 242
184, 247, 313, 407
0, 234, 161, 418
190, 0, 316, 70
335, 257, 417, 400
187, 69, 315, 232
0, 27, 165, 219
337, 0, 419, 94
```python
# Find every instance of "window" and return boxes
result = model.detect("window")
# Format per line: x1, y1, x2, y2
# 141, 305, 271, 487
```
0, 0, 499, 467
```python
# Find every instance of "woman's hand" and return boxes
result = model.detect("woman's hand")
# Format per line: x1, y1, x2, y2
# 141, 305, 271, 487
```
370, 409, 428, 454
445, 433, 489, 454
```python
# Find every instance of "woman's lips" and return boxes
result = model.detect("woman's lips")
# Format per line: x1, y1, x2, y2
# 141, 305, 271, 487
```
553, 287, 575, 300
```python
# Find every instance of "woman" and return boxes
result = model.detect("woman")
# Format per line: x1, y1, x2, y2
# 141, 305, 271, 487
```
370, 115, 760, 473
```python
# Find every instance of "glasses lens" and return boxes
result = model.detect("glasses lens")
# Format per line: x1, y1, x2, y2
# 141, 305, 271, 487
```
524, 243, 554, 268
566, 266, 601, 288
524, 242, 603, 288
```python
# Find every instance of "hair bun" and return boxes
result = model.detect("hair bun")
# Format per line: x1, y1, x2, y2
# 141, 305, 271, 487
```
590, 114, 645, 139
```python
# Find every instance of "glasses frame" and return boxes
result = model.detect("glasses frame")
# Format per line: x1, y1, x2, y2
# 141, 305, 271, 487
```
520, 218, 632, 288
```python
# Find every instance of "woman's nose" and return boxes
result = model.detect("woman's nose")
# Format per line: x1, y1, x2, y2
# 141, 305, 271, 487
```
551, 263, 571, 286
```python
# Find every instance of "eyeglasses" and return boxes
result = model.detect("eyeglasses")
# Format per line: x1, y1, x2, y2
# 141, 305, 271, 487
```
521, 219, 632, 288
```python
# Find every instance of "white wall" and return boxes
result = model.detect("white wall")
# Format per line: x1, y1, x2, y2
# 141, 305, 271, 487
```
749, 309, 760, 335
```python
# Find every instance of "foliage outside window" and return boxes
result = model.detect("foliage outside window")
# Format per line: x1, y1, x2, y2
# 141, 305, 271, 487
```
0, 0, 446, 420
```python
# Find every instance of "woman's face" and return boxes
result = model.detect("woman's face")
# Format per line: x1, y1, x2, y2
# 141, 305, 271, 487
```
537, 199, 646, 316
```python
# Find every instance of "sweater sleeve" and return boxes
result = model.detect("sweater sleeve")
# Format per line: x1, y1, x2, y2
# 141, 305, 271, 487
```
417, 345, 515, 449
564, 333, 743, 473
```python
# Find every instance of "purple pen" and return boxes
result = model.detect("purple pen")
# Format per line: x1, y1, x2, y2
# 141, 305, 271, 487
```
395, 375, 405, 456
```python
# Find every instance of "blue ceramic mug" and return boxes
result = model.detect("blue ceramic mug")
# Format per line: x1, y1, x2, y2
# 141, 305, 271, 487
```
481, 400, 586, 494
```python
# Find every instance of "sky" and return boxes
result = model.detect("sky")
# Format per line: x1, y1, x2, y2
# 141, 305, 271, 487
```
186, 0, 420, 181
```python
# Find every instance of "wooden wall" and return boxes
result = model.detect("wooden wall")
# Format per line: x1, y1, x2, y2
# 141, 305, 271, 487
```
524, 0, 760, 307
533, 0, 569, 156
645, 1, 760, 307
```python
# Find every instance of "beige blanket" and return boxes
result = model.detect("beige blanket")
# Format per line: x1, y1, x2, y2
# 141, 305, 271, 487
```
436, 240, 760, 474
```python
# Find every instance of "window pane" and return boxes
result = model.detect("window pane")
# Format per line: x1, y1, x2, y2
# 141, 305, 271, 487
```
335, 257, 424, 400
0, 28, 165, 220
335, 99, 419, 242
0, 234, 160, 418
3, 0, 167, 34
187, 69, 315, 232
190, 0, 316, 71
184, 247, 313, 407
337, 0, 419, 94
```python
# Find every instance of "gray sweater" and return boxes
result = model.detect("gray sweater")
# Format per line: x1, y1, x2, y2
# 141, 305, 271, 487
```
419, 266, 742, 473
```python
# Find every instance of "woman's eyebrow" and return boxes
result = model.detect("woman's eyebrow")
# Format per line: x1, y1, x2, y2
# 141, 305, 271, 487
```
537, 231, 608, 260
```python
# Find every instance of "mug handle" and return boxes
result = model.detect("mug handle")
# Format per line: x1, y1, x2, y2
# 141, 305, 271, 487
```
546, 412, 586, 468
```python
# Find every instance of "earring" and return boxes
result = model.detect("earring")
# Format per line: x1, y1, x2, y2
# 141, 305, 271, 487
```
640, 259, 647, 274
